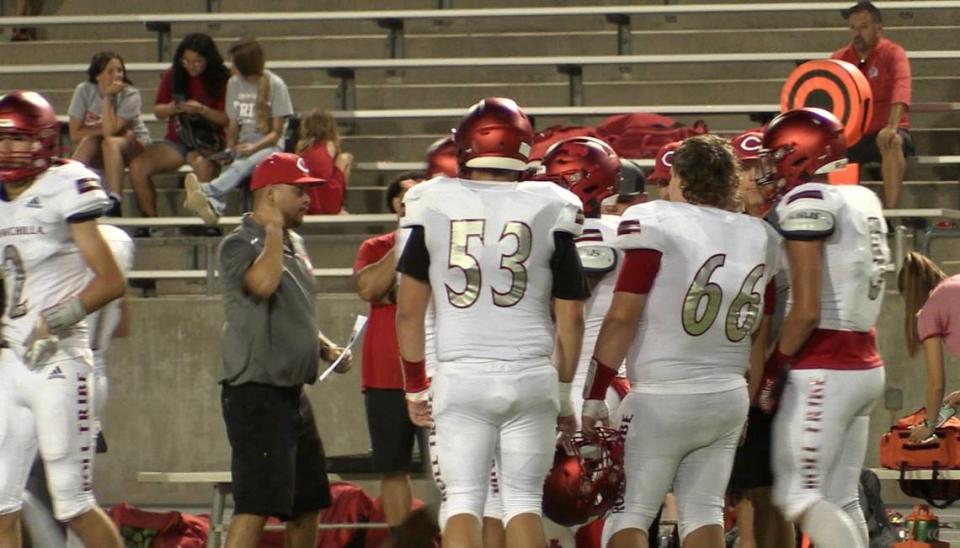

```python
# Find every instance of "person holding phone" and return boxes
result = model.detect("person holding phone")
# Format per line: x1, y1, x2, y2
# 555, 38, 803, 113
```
129, 33, 230, 218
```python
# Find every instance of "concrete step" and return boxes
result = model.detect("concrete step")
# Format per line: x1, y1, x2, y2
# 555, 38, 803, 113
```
130, 233, 374, 271
3, 26, 958, 65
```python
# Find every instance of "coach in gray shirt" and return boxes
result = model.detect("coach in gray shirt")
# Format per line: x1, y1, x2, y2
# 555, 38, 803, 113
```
217, 152, 350, 548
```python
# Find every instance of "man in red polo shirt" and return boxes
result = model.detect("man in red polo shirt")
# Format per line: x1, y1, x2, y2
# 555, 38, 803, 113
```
353, 171, 425, 533
831, 1, 913, 208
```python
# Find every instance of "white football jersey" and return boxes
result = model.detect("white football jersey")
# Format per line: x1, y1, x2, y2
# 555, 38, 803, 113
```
0, 161, 110, 355
576, 215, 623, 376
617, 200, 782, 393
402, 177, 583, 363
87, 224, 134, 364
774, 183, 889, 332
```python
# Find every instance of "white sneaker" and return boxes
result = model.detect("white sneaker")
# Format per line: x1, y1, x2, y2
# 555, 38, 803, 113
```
183, 173, 219, 225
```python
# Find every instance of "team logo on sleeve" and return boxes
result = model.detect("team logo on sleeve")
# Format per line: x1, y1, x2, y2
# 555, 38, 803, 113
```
75, 177, 101, 194
617, 219, 641, 236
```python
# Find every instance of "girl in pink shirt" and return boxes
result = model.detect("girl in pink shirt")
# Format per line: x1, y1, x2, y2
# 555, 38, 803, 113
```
900, 251, 960, 441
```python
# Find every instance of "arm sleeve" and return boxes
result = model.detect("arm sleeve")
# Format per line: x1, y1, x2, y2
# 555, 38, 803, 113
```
67, 83, 89, 120
116, 88, 143, 121
614, 249, 662, 295
615, 206, 665, 252
218, 236, 259, 285
224, 77, 239, 121
155, 69, 173, 105
271, 76, 295, 118
58, 166, 111, 221
551, 232, 589, 300
890, 45, 912, 107
773, 187, 839, 241
397, 226, 430, 282
917, 285, 950, 341
354, 236, 388, 273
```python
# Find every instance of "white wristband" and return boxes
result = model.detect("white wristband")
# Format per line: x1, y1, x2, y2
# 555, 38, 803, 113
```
558, 381, 574, 416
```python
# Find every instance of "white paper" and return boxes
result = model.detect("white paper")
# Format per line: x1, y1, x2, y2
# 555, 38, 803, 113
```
317, 315, 368, 382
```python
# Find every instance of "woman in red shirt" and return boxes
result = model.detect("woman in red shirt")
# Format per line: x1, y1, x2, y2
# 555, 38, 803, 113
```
900, 251, 960, 441
129, 33, 230, 217
295, 109, 353, 214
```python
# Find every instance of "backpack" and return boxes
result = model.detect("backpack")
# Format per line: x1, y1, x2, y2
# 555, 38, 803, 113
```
596, 113, 708, 159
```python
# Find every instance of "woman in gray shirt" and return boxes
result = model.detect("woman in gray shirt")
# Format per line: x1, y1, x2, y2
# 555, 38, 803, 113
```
68, 51, 151, 216
184, 37, 293, 225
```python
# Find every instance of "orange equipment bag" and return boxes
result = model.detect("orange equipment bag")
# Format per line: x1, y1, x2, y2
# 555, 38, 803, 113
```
881, 408, 960, 509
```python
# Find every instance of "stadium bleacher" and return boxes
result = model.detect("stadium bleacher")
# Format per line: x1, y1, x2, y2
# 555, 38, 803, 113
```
3, 2, 960, 536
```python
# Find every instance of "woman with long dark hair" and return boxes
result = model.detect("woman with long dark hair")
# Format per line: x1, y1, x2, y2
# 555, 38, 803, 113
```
68, 51, 151, 216
129, 33, 230, 217
898, 251, 960, 442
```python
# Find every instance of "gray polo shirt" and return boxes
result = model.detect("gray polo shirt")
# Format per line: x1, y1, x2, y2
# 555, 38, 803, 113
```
218, 214, 320, 386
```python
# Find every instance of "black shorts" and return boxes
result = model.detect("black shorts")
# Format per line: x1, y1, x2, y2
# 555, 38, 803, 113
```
364, 388, 428, 474
221, 383, 331, 520
728, 407, 775, 492
847, 128, 915, 165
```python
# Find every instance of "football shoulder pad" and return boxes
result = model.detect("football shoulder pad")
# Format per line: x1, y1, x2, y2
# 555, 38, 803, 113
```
774, 183, 839, 241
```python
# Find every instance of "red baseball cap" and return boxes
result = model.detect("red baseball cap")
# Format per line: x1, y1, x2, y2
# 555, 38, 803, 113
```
250, 152, 325, 191
648, 141, 681, 183
730, 130, 765, 162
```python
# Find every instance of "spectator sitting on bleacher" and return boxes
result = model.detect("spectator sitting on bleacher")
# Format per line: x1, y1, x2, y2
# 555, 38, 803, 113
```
129, 33, 230, 218
68, 51, 152, 216
832, 1, 913, 208
295, 109, 354, 214
184, 37, 293, 225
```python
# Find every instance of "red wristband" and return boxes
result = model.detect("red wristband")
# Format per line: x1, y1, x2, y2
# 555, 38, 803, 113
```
402, 358, 429, 394
584, 356, 618, 400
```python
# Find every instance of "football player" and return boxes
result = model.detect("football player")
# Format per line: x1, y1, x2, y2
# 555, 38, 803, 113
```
759, 108, 888, 548
0, 91, 125, 547
582, 134, 782, 548
87, 223, 135, 448
646, 141, 681, 201
537, 136, 631, 424
425, 136, 457, 180
726, 130, 796, 548
396, 97, 589, 548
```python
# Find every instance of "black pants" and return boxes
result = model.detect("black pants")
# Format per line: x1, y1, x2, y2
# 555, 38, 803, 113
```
221, 383, 331, 520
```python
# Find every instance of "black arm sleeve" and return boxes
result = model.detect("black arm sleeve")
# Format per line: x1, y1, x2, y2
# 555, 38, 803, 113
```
551, 232, 590, 300
397, 225, 430, 282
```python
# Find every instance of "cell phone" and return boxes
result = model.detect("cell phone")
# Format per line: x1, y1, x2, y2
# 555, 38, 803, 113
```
173, 94, 186, 104
207, 149, 235, 163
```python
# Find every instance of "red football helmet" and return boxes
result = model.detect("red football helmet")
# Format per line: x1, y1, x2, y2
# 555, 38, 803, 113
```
454, 97, 534, 174
0, 90, 59, 183
757, 108, 847, 201
647, 140, 681, 184
542, 428, 625, 527
539, 137, 621, 218
730, 130, 764, 163
425, 135, 457, 178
